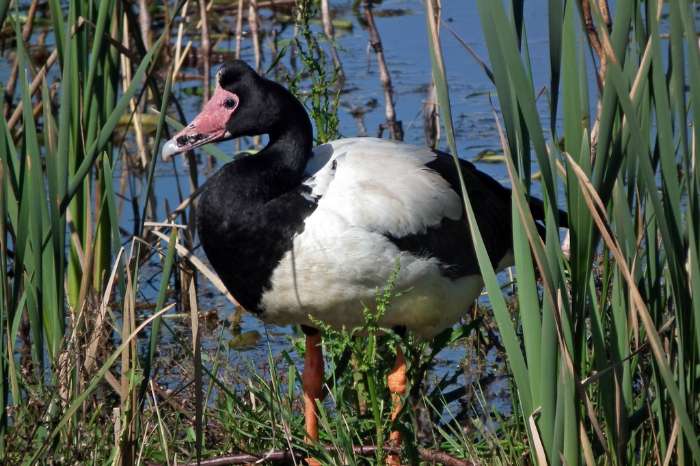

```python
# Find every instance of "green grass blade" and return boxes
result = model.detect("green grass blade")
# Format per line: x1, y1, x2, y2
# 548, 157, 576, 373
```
17, 21, 46, 375
82, 0, 114, 117
139, 227, 178, 400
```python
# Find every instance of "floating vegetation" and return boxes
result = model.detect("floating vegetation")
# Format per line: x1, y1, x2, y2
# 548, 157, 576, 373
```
228, 331, 262, 350
473, 149, 505, 163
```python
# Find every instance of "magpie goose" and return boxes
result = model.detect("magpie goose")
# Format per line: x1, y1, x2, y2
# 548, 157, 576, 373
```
162, 60, 554, 461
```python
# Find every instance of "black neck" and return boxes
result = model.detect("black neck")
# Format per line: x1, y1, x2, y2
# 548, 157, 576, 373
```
198, 89, 316, 311
262, 120, 313, 185
255, 81, 314, 189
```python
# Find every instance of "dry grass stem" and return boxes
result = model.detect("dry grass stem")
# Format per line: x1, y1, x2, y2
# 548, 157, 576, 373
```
363, 0, 403, 140
320, 0, 344, 80
248, 0, 261, 71
199, 0, 212, 102
138, 0, 152, 49
235, 0, 244, 59
151, 229, 239, 307
5, 0, 40, 102
122, 14, 150, 168
85, 248, 125, 373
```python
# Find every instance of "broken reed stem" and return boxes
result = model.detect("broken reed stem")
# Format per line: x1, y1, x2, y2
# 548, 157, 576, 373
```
320, 0, 344, 82
188, 279, 204, 464
579, 0, 607, 90
424, 84, 439, 148
122, 13, 150, 169
172, 3, 195, 105
199, 0, 215, 171
233, 0, 244, 158
320, 0, 334, 39
138, 0, 152, 49
363, 0, 403, 141
235, 0, 244, 59
9, 47, 58, 128
248, 0, 261, 71
148, 445, 477, 466
84, 248, 125, 374
423, 0, 441, 148
598, 0, 612, 27
580, 0, 617, 166
8, 81, 58, 137
248, 0, 262, 148
174, 0, 191, 80
5, 0, 40, 106
199, 0, 211, 102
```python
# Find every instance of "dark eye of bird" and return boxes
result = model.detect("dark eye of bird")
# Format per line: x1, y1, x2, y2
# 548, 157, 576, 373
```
224, 98, 236, 109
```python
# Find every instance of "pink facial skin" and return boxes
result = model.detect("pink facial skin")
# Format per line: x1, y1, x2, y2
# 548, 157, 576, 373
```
161, 86, 239, 160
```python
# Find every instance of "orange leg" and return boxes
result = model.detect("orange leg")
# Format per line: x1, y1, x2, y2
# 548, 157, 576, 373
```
303, 332, 324, 466
387, 348, 407, 466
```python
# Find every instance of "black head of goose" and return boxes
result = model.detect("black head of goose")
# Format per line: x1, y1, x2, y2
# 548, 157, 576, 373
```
162, 59, 560, 459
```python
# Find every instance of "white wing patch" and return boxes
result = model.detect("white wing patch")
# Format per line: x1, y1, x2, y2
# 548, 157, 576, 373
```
302, 137, 462, 237
261, 138, 478, 337
260, 210, 484, 338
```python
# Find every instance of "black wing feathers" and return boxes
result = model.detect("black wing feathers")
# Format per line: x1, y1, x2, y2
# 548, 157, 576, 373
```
386, 151, 565, 279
